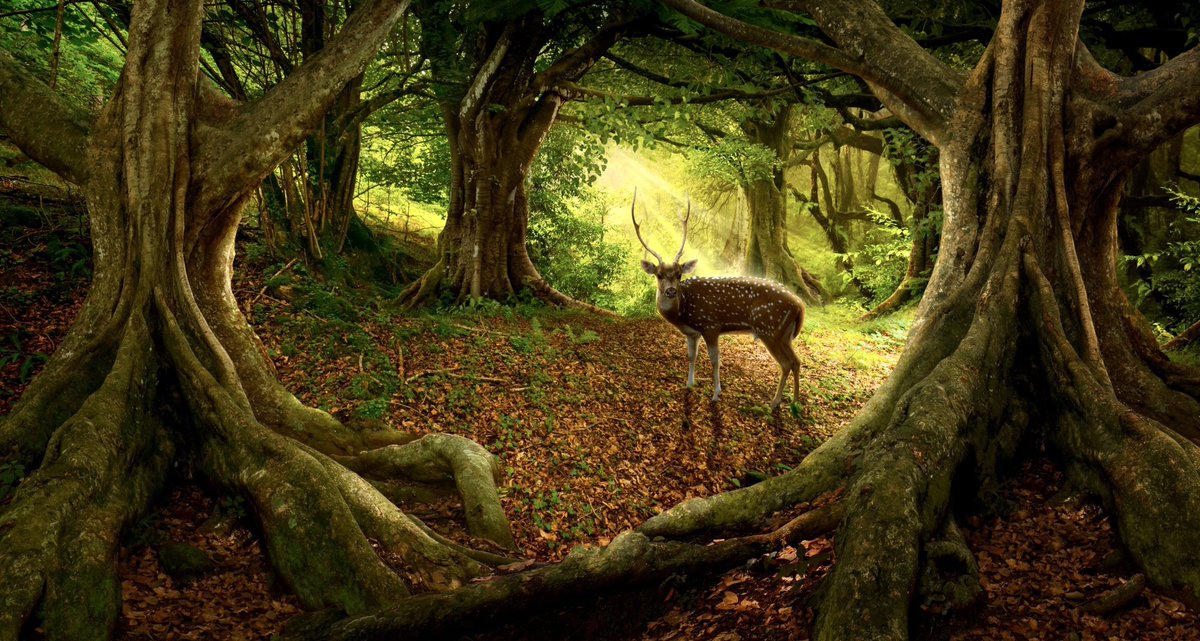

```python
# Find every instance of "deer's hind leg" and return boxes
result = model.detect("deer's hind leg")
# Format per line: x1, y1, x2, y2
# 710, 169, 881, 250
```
765, 337, 800, 410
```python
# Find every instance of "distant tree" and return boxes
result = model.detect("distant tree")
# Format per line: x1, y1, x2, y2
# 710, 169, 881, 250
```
398, 0, 642, 307
200, 0, 430, 265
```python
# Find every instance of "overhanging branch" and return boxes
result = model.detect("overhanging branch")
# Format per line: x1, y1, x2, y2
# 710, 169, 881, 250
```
0, 50, 91, 185
1110, 46, 1200, 159
656, 0, 962, 145
198, 0, 410, 203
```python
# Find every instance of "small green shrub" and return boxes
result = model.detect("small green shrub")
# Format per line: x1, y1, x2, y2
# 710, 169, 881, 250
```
1123, 188, 1200, 334
356, 398, 390, 420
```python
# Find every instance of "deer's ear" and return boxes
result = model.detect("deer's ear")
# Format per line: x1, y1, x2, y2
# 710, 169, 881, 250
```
681, 259, 698, 275
641, 260, 658, 275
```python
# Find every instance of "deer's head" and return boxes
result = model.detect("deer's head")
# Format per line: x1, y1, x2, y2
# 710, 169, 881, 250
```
632, 190, 695, 314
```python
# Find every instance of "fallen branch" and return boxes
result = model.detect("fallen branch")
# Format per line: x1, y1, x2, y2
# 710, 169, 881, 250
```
279, 498, 844, 641
405, 366, 462, 384
1164, 318, 1200, 351
249, 257, 300, 308
1079, 574, 1145, 615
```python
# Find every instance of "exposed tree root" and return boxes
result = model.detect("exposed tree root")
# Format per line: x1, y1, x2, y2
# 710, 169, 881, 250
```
278, 500, 845, 641
1080, 574, 1145, 615
339, 434, 515, 549
397, 255, 613, 316
0, 315, 171, 640
1164, 317, 1200, 351
516, 262, 618, 316
397, 257, 445, 310
860, 275, 919, 321
639, 425, 853, 538
1025, 253, 1200, 608
917, 517, 982, 613
162, 299, 508, 605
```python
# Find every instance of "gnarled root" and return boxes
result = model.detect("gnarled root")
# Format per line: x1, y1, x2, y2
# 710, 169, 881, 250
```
918, 517, 982, 613
340, 434, 516, 549
397, 258, 446, 310
1025, 254, 1200, 608
161, 304, 492, 612
0, 315, 171, 640
278, 500, 845, 641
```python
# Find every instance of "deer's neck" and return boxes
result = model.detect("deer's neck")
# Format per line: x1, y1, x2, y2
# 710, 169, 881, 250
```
656, 292, 681, 321
657, 290, 691, 329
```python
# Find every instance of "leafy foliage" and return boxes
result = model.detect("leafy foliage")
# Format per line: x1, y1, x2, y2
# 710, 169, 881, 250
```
1123, 188, 1200, 334
527, 128, 626, 307
840, 210, 910, 303
0, 0, 123, 113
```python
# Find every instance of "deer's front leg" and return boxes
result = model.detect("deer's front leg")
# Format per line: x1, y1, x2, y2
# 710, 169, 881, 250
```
686, 335, 699, 388
706, 338, 721, 400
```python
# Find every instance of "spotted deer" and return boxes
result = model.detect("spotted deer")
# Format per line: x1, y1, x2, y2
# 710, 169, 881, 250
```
634, 193, 805, 410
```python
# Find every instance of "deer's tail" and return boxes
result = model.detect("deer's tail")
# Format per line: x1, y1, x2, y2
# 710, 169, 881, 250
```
791, 298, 806, 339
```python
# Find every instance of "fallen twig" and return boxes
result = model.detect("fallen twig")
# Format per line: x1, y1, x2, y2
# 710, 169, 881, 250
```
249, 257, 300, 308
405, 365, 463, 384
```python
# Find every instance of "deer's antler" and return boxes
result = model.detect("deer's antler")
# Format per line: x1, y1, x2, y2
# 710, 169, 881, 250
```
631, 187, 664, 264
673, 197, 691, 263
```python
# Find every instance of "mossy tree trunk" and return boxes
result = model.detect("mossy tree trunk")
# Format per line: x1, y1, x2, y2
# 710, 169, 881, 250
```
741, 105, 826, 302
398, 8, 633, 308
0, 0, 515, 637
293, 1, 1200, 638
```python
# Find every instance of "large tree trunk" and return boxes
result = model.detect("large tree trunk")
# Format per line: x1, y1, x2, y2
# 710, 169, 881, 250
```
0, 1, 515, 637
400, 95, 569, 305
397, 12, 621, 309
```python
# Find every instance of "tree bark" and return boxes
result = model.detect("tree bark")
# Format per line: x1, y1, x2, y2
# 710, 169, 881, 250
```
399, 8, 632, 308
741, 105, 826, 303
0, 1, 515, 636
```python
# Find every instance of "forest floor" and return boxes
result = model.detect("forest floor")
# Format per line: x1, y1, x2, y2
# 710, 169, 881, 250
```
2, 161, 1199, 640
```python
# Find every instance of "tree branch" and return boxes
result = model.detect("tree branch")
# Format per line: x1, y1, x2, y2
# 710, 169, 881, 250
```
534, 14, 643, 90
458, 23, 516, 123
197, 0, 410, 200
226, 0, 295, 75
0, 50, 91, 185
601, 52, 691, 89
559, 81, 799, 106
1110, 45, 1200, 164
656, 0, 962, 145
